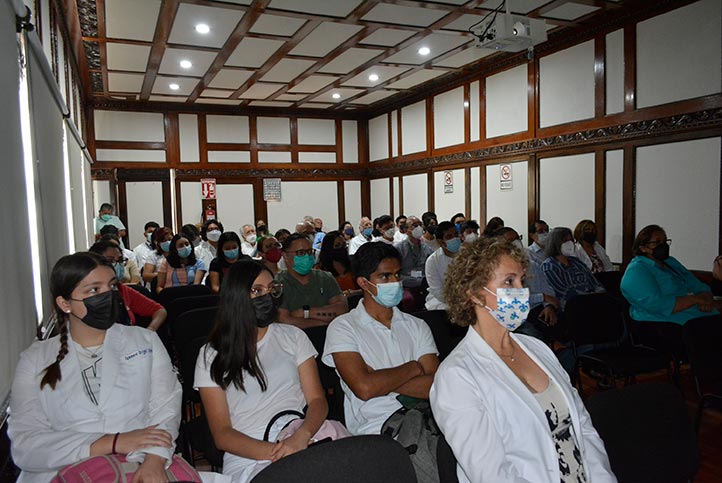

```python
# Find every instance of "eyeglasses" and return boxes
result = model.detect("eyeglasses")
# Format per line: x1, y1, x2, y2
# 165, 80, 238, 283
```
647, 239, 672, 248
287, 248, 316, 257
250, 283, 283, 299
106, 257, 128, 266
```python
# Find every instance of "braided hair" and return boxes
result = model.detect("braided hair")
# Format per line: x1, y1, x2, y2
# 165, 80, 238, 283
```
40, 252, 112, 390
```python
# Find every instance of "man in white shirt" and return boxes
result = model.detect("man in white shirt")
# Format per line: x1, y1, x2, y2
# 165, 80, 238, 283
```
371, 215, 395, 245
420, 211, 440, 252
425, 221, 462, 310
348, 216, 373, 255
323, 241, 439, 435
94, 203, 126, 242
132, 221, 159, 267
527, 219, 550, 264
241, 224, 258, 257
393, 215, 408, 244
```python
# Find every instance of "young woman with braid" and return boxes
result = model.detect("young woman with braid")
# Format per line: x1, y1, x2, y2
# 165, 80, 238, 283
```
8, 252, 182, 483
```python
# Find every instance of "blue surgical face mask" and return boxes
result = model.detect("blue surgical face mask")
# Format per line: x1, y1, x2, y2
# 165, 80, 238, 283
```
224, 248, 239, 260
455, 223, 462, 233
101, 214, 112, 222
483, 287, 530, 331
146, 232, 153, 243
160, 240, 171, 252
114, 263, 125, 281
178, 245, 192, 258
363, 227, 373, 238
293, 254, 315, 276
445, 237, 461, 254
366, 280, 403, 308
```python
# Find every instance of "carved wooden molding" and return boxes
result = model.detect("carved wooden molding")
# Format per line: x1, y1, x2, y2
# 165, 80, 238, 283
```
175, 167, 363, 179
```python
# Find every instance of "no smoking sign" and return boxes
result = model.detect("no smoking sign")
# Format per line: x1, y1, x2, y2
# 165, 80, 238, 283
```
500, 164, 513, 191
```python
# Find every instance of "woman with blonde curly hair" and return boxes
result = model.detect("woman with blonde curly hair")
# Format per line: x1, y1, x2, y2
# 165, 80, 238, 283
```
429, 238, 615, 483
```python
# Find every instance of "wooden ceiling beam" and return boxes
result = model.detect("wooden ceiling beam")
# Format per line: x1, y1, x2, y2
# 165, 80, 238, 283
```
55, 0, 92, 101
139, 0, 181, 100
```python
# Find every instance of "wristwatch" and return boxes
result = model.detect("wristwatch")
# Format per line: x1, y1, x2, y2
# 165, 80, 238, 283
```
303, 305, 310, 319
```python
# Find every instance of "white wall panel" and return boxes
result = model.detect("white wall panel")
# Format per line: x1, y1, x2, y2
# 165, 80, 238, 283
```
369, 114, 388, 161
434, 87, 464, 148
539, 153, 595, 230
179, 114, 199, 162
470, 166, 481, 222
391, 110, 399, 157
206, 115, 249, 143
257, 117, 291, 144
180, 181, 203, 226
539, 41, 595, 128
92, 180, 112, 214
298, 118, 335, 145
208, 151, 251, 163
95, 149, 166, 162
636, 137, 720, 269
605, 29, 624, 115
402, 173, 428, 218
605, 150, 623, 263
299, 152, 336, 163
217, 184, 255, 233
486, 64, 528, 138
258, 151, 291, 163
393, 177, 400, 218
370, 178, 391, 217
342, 120, 358, 163
401, 101, 427, 155
485, 161, 528, 235
266, 181, 338, 234
637, 0, 721, 109
94, 110, 165, 141
434, 169, 465, 221
344, 180, 362, 224
470, 81, 480, 142
125, 181, 164, 249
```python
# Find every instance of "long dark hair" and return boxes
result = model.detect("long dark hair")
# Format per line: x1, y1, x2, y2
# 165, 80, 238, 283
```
206, 260, 269, 391
152, 227, 173, 255
166, 233, 197, 269
318, 231, 350, 276
41, 252, 112, 389
216, 231, 242, 259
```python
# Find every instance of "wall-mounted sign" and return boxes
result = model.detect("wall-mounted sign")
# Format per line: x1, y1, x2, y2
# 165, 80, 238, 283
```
443, 170, 454, 193
500, 164, 513, 191
201, 178, 216, 199
263, 178, 282, 202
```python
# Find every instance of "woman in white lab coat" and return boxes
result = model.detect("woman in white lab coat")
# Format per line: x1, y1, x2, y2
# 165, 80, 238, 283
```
430, 238, 616, 483
9, 252, 182, 483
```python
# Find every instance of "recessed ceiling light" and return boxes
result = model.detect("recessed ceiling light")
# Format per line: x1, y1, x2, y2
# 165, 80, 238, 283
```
179, 60, 192, 69
368, 73, 379, 82
332, 93, 341, 99
418, 46, 431, 56
195, 23, 210, 34
169, 83, 180, 90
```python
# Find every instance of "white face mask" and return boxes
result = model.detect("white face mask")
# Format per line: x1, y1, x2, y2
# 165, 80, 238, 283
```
245, 233, 257, 244
384, 228, 396, 240
464, 233, 478, 244
560, 240, 576, 257
206, 230, 221, 242
483, 287, 530, 331
411, 225, 424, 239
511, 239, 524, 251
536, 232, 549, 247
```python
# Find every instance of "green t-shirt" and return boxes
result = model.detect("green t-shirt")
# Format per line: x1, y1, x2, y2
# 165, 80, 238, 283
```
275, 269, 342, 311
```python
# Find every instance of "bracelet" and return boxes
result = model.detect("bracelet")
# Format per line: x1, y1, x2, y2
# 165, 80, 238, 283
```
112, 432, 120, 454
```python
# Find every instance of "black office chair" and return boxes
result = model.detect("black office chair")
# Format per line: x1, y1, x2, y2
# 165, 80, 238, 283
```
156, 284, 213, 309
682, 316, 722, 431
594, 270, 624, 302
565, 293, 672, 394
585, 382, 700, 483
166, 295, 219, 333
173, 306, 218, 367
302, 326, 345, 424
250, 435, 416, 483
414, 310, 467, 361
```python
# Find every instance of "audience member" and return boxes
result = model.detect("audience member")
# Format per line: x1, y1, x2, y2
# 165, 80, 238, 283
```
450, 212, 466, 233
528, 219, 550, 264
295, 221, 316, 238
431, 238, 614, 483
142, 227, 173, 286
257, 235, 283, 277
542, 227, 604, 308
340, 221, 355, 244
94, 202, 127, 243
312, 218, 326, 250
372, 215, 395, 245
256, 219, 269, 237
133, 221, 159, 269
198, 219, 224, 272
395, 216, 433, 288
274, 228, 291, 245
349, 216, 373, 255
276, 234, 348, 329
208, 231, 251, 293
99, 233, 141, 284
482, 216, 504, 238
241, 224, 258, 257
573, 219, 613, 273
317, 231, 361, 297
156, 234, 206, 292
460, 220, 480, 244
425, 221, 462, 310
393, 215, 408, 243
420, 211, 440, 251
181, 224, 201, 247
195, 260, 328, 483
8, 252, 181, 483
99, 225, 137, 266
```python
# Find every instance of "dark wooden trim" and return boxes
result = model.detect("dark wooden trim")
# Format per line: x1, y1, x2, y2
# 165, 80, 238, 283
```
594, 33, 606, 119
527, 154, 539, 231
529, 57, 538, 137
95, 141, 166, 150
386, 112, 393, 160
426, 169, 434, 213
398, 176, 404, 215
249, 116, 259, 164
139, 0, 179, 100
479, 164, 487, 224
358, 119, 369, 167
425, 98, 433, 156
594, 149, 606, 243
85, 106, 96, 160
464, 166, 471, 217
335, 119, 343, 164
164, 113, 180, 167
198, 114, 209, 165
621, 145, 635, 265
290, 117, 299, 163
174, 176, 182, 230
117, 180, 128, 242
389, 177, 394, 217
161, 177, 172, 230
361, 177, 371, 218
396, 108, 403, 162
463, 83, 470, 145
252, 178, 267, 229
337, 180, 345, 226
623, 24, 636, 112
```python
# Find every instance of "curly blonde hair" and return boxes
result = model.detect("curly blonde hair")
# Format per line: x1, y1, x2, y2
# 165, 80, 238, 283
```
444, 238, 528, 327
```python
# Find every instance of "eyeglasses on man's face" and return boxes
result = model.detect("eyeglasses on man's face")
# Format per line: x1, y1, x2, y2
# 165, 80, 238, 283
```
287, 248, 316, 257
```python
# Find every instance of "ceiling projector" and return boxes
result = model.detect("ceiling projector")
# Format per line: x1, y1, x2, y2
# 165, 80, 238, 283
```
472, 13, 547, 52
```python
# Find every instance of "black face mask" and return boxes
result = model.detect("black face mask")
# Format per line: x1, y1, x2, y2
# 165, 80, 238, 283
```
252, 294, 277, 328
426, 224, 437, 236
582, 232, 596, 244
71, 290, 121, 330
652, 242, 670, 261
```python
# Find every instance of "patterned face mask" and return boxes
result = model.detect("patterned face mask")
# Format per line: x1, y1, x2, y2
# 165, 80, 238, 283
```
483, 287, 530, 331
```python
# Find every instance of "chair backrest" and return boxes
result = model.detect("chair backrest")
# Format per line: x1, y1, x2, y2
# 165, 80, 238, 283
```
178, 335, 208, 398
564, 293, 625, 346
250, 435, 416, 483
594, 271, 624, 301
585, 382, 699, 483
167, 295, 219, 334
173, 307, 218, 356
156, 285, 213, 309
683, 316, 722, 390
414, 310, 467, 361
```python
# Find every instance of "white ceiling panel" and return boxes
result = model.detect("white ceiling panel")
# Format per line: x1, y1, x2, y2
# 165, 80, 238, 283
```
108, 72, 145, 92
434, 46, 495, 68
106, 43, 151, 72
350, 90, 396, 104
318, 47, 384, 74
477, 0, 548, 15
276, 93, 307, 101
290, 22, 364, 57
288, 75, 338, 93
361, 3, 448, 27
431, 0, 468, 4
359, 28, 416, 47
384, 32, 471, 65
226, 37, 285, 68
267, 0, 364, 18
442, 14, 488, 32
218, 0, 252, 5
342, 65, 412, 87
105, 0, 160, 42
261, 58, 315, 82
545, 3, 601, 20
208, 68, 254, 89
311, 87, 364, 103
167, 4, 244, 48
249, 101, 294, 107
298, 103, 333, 109
148, 95, 187, 102
159, 48, 218, 77
249, 14, 307, 36
201, 89, 233, 98
386, 69, 449, 89
152, 75, 199, 96
238, 82, 284, 99
195, 98, 242, 105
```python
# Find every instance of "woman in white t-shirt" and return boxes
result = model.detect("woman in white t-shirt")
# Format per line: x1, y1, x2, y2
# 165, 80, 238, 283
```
195, 260, 328, 483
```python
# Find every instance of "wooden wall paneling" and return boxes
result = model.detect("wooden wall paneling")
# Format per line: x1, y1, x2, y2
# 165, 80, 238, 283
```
86, 107, 96, 159
527, 153, 538, 231
594, 33, 606, 119
358, 119, 369, 167
479, 163, 487, 224
117, 180, 128, 243
396, 107, 403, 162
361, 177, 371, 218
198, 114, 208, 165
463, 83, 470, 145
427, 168, 435, 213
622, 145, 636, 265
398, 176, 404, 215
164, 113, 180, 167
94, 141, 166, 150
174, 176, 182, 232
387, 111, 393, 160
623, 24, 636, 112
425, 97, 433, 156
290, 117, 299, 163
249, 115, 258, 164
252, 177, 267, 229
479, 74, 486, 141
594, 148, 606, 244
464, 166, 471, 218
162, 178, 172, 230
388, 177, 394, 217
337, 180, 345, 226
335, 119, 343, 164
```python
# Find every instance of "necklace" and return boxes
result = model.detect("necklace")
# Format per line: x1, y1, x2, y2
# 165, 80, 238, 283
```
497, 341, 516, 362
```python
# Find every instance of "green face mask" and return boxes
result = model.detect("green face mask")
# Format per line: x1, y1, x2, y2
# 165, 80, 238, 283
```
101, 214, 112, 222
293, 254, 315, 275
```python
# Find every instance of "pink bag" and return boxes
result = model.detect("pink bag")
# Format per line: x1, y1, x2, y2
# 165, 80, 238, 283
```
50, 454, 201, 483
277, 418, 352, 443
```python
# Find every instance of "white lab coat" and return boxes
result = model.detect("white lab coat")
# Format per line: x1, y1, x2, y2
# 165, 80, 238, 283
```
574, 241, 613, 272
9, 324, 182, 483
430, 330, 616, 483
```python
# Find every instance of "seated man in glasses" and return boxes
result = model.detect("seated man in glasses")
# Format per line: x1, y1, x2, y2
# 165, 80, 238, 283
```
276, 233, 349, 329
